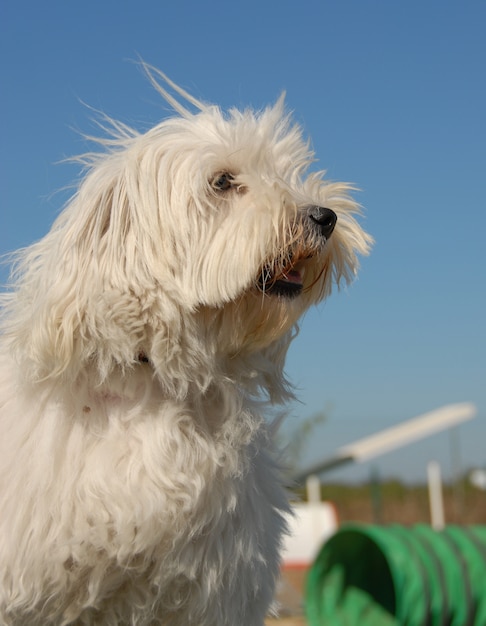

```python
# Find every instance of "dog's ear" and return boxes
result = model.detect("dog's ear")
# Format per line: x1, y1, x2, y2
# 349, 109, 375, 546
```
4, 166, 151, 383
4, 148, 208, 387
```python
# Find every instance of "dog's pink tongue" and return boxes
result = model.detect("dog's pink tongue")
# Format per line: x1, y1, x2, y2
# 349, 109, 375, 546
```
283, 269, 303, 285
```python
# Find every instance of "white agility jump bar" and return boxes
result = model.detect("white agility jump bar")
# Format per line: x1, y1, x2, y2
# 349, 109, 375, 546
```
293, 402, 477, 483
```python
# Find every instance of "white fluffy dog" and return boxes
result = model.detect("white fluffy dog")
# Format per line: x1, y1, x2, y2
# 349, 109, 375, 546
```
0, 66, 371, 625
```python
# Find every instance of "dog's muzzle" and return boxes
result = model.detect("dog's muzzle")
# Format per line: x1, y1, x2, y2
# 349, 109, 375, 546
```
258, 205, 337, 298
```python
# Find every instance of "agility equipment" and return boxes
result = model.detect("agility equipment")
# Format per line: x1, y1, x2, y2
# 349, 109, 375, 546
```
306, 524, 486, 626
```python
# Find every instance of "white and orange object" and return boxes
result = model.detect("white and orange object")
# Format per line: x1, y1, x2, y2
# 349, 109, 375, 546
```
281, 476, 338, 569
281, 501, 338, 569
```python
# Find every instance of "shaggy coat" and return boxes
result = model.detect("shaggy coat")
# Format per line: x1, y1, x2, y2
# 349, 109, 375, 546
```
0, 66, 371, 625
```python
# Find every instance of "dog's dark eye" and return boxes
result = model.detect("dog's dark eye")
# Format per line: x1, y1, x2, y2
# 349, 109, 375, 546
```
212, 173, 234, 191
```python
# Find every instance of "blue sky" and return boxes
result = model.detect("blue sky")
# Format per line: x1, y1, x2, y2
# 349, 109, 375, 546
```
1, 1, 485, 484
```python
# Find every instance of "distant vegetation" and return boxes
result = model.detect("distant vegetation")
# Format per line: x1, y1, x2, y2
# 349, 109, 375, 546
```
291, 475, 486, 525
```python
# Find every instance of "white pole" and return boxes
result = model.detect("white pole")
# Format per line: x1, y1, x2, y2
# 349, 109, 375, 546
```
294, 403, 477, 483
427, 461, 445, 530
306, 475, 322, 550
306, 475, 321, 504
341, 403, 476, 462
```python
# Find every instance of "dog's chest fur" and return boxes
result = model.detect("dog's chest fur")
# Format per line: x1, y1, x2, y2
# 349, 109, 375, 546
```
0, 364, 288, 625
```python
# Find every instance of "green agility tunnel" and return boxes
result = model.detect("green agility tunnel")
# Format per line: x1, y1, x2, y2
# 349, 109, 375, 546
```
306, 524, 486, 626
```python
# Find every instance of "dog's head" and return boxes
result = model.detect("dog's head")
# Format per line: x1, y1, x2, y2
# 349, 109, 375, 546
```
4, 65, 372, 396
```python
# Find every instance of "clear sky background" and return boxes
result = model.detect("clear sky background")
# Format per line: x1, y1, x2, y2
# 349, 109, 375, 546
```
1, 1, 485, 484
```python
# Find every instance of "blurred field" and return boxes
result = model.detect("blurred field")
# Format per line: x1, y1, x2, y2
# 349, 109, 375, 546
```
292, 477, 486, 525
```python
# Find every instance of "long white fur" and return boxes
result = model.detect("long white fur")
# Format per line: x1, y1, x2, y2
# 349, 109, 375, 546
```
0, 64, 372, 625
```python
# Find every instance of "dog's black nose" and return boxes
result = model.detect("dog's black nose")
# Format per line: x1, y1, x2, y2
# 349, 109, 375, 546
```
307, 206, 337, 238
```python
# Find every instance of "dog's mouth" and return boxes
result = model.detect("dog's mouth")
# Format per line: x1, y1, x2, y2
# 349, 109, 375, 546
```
258, 259, 307, 298
257, 207, 337, 299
